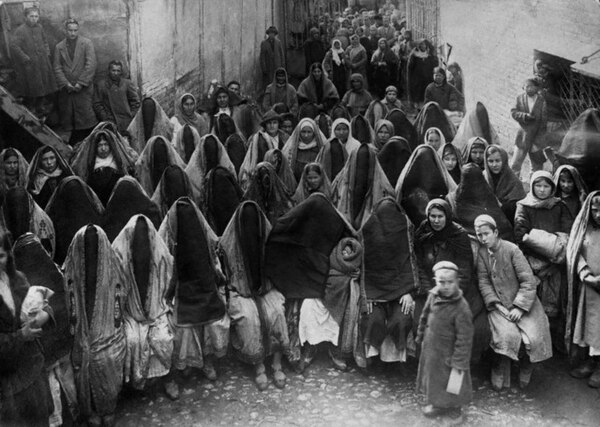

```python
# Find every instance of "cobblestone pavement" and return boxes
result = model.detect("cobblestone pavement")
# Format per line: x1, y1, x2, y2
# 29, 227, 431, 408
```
115, 351, 600, 427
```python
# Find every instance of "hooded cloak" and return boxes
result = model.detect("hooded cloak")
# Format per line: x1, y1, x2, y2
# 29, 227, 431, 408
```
282, 117, 328, 181
553, 165, 588, 219
377, 136, 412, 188
264, 148, 298, 193
316, 137, 349, 183
0, 148, 29, 194
70, 128, 135, 205
293, 162, 333, 204
556, 108, 600, 190
328, 118, 361, 155
385, 108, 419, 151
26, 146, 74, 209
447, 163, 514, 241
1, 186, 55, 256
373, 119, 395, 151
158, 197, 226, 326
413, 101, 456, 143
219, 201, 272, 298
341, 73, 373, 117
350, 114, 375, 145
363, 197, 418, 301
63, 224, 126, 418
103, 176, 161, 241
213, 113, 246, 146
171, 124, 202, 164
243, 162, 294, 225
437, 142, 462, 184
135, 135, 186, 196
483, 145, 526, 222
184, 134, 236, 206
150, 165, 194, 217
262, 67, 299, 115
297, 65, 340, 107
224, 133, 247, 175
112, 215, 174, 388
461, 136, 489, 167
331, 144, 394, 229
566, 191, 600, 351
331, 104, 351, 121
238, 131, 277, 192
13, 233, 71, 365
219, 201, 289, 362
46, 176, 104, 264
203, 166, 243, 236
365, 99, 387, 129
395, 145, 457, 225
126, 97, 174, 154
265, 193, 355, 299
316, 112, 332, 139
452, 101, 500, 153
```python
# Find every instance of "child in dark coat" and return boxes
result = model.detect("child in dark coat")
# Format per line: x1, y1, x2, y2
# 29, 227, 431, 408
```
416, 261, 473, 420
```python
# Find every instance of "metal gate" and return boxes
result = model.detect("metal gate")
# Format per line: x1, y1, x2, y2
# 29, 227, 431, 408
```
405, 0, 439, 45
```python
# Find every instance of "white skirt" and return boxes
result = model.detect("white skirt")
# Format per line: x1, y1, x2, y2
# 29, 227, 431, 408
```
299, 298, 339, 345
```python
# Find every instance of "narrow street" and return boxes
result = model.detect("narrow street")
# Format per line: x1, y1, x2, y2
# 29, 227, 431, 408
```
116, 351, 600, 426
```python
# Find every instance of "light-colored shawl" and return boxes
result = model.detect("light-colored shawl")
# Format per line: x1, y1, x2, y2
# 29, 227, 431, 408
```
63, 224, 127, 417
112, 214, 174, 388
135, 135, 186, 196
126, 97, 174, 154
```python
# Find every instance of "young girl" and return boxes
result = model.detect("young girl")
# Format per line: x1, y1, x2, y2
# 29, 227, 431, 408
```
483, 145, 526, 225
461, 136, 488, 169
424, 127, 446, 152
438, 143, 461, 184
554, 165, 587, 220
373, 119, 394, 151
293, 162, 332, 204
514, 171, 573, 350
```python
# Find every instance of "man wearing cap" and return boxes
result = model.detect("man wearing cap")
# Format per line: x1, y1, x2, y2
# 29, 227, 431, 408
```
260, 26, 285, 93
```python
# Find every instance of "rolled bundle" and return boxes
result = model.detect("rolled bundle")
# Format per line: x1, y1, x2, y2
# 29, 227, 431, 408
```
523, 229, 569, 264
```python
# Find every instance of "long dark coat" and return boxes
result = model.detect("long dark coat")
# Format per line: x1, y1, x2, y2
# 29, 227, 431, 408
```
416, 290, 473, 408
259, 37, 285, 90
53, 36, 98, 130
11, 23, 57, 97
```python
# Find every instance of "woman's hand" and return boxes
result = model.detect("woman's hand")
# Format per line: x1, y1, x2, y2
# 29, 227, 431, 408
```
507, 307, 524, 322
399, 294, 414, 316
19, 320, 42, 341
495, 303, 510, 317
32, 310, 50, 328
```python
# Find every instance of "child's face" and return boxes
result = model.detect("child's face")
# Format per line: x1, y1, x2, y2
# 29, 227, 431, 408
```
448, 100, 458, 111
443, 152, 457, 171
435, 269, 459, 298
342, 244, 352, 257
533, 179, 553, 200
385, 91, 397, 104
470, 145, 485, 166
559, 171, 575, 196
525, 84, 538, 97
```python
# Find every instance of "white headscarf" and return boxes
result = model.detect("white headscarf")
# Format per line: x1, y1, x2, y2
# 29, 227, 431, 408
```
331, 39, 344, 66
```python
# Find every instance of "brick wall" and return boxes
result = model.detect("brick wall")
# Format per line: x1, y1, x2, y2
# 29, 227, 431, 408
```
439, 0, 600, 151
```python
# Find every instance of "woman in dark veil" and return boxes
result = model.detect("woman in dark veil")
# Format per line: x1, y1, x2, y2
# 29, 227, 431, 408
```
414, 199, 490, 362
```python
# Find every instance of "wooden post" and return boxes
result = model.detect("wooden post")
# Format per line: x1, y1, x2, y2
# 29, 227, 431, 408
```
0, 84, 72, 159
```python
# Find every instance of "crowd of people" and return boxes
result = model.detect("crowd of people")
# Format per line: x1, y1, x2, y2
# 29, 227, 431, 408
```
1, 2, 600, 427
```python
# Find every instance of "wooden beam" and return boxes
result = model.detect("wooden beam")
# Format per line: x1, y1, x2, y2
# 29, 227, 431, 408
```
0, 84, 72, 159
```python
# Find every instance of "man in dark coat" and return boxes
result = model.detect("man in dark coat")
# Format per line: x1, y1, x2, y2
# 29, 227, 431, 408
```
53, 18, 98, 145
10, 7, 57, 113
259, 26, 285, 92
304, 28, 326, 76
93, 60, 140, 133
